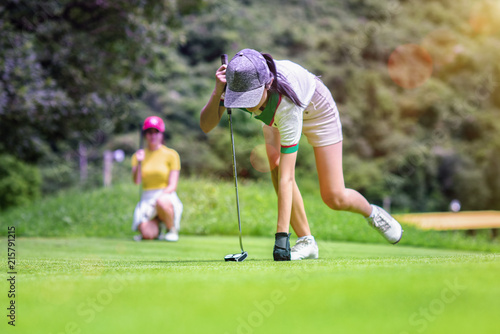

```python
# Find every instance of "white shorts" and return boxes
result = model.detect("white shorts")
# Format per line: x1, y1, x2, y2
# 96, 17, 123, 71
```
302, 77, 343, 147
132, 189, 183, 231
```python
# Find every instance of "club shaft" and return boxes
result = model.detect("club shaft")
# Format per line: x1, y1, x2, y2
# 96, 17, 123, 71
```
228, 112, 244, 252
138, 128, 144, 200
222, 53, 244, 253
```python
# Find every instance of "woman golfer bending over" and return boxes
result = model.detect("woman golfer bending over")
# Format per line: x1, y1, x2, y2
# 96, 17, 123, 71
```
200, 49, 402, 261
132, 116, 183, 242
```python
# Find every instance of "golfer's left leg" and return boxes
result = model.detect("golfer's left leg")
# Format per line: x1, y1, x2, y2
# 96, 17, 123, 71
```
314, 142, 404, 243
264, 125, 311, 237
156, 195, 175, 229
314, 142, 372, 216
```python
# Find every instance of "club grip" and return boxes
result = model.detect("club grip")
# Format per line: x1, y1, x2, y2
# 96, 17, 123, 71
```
221, 54, 228, 65
221, 54, 230, 113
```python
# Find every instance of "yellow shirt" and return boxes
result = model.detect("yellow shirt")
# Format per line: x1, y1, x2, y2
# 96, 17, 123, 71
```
132, 145, 180, 190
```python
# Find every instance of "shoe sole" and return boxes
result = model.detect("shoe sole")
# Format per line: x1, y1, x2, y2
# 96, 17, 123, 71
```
391, 229, 404, 245
291, 252, 319, 260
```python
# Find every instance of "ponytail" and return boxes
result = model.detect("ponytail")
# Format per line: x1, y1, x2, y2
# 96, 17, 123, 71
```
261, 53, 305, 108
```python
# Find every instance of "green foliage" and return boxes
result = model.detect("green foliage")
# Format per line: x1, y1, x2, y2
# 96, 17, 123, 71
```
0, 154, 41, 210
343, 155, 387, 202
1, 178, 499, 252
2, 0, 500, 212
0, 0, 205, 162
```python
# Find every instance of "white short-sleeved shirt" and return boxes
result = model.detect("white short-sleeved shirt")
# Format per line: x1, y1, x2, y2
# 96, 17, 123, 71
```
238, 60, 317, 153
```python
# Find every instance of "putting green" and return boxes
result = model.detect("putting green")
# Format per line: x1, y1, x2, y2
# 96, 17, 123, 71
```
2, 236, 499, 334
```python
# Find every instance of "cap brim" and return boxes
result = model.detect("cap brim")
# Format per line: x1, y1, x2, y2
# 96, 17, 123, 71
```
142, 125, 164, 132
224, 85, 265, 109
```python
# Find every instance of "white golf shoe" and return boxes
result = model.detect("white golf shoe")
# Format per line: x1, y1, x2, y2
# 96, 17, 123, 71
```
291, 236, 319, 260
164, 229, 179, 242
366, 205, 403, 244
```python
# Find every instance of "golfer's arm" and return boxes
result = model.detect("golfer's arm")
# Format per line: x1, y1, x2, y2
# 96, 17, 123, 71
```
276, 151, 297, 233
164, 170, 180, 193
200, 90, 226, 133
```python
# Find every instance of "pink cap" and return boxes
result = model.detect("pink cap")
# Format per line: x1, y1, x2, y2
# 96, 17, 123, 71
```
142, 116, 165, 132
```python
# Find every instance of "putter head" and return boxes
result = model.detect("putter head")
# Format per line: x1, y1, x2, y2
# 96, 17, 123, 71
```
224, 251, 248, 262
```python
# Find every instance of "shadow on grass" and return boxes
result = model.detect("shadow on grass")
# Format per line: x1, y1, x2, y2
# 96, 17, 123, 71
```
142, 259, 270, 264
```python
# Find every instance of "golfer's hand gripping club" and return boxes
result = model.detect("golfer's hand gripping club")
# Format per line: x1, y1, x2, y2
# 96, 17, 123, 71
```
221, 54, 230, 115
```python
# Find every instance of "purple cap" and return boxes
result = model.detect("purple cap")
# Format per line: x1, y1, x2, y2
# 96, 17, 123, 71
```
224, 49, 272, 108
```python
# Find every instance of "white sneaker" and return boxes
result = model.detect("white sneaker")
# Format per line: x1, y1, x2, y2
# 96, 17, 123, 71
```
291, 236, 319, 260
164, 229, 179, 242
366, 205, 403, 244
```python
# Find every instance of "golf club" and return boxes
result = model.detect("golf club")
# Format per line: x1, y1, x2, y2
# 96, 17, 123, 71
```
221, 54, 248, 262
134, 126, 145, 242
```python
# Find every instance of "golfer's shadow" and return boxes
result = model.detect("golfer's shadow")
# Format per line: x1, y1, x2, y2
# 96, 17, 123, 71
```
143, 258, 269, 264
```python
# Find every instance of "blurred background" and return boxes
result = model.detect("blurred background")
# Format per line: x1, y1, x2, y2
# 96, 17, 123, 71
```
1, 0, 499, 214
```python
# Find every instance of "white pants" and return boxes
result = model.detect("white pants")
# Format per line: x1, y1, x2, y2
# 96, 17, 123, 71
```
132, 189, 183, 231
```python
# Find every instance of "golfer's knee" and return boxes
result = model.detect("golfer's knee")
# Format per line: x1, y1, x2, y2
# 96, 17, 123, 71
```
139, 221, 159, 239
321, 189, 349, 211
156, 196, 173, 214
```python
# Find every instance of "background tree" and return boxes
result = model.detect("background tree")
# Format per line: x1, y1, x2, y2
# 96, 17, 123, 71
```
0, 0, 205, 162
1, 0, 499, 212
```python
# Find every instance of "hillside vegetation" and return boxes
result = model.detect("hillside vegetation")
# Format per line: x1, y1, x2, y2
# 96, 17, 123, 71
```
1, 178, 498, 252
1, 0, 499, 213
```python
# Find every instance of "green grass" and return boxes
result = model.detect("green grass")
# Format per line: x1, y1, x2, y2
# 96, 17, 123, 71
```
1, 177, 499, 252
1, 236, 499, 334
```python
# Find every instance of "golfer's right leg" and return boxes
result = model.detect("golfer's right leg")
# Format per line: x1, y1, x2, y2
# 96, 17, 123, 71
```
156, 194, 179, 242
264, 125, 316, 260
